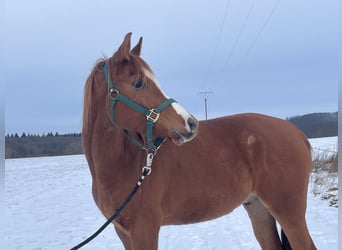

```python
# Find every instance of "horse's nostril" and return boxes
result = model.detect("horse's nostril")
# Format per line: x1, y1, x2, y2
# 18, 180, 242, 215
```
187, 117, 197, 132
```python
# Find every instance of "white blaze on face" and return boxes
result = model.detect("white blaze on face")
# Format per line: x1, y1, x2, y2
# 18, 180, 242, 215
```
143, 68, 193, 132
142, 68, 169, 98
170, 102, 193, 133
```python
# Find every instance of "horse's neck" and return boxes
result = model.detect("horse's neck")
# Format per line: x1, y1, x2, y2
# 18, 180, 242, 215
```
83, 123, 147, 215
85, 124, 145, 183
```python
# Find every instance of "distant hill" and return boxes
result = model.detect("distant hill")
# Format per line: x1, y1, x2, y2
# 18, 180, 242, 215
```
286, 112, 338, 138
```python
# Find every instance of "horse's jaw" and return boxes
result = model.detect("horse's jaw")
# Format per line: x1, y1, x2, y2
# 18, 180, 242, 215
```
169, 129, 197, 145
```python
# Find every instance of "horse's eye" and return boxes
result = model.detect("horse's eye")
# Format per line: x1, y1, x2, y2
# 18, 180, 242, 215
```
131, 80, 144, 89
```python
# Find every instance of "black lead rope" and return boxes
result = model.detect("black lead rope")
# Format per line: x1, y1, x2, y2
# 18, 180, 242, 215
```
70, 153, 155, 250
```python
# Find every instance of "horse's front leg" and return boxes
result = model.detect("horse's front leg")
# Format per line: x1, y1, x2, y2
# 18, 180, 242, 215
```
114, 217, 161, 250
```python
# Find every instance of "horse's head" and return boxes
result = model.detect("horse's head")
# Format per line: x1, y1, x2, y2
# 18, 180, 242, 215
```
97, 33, 198, 150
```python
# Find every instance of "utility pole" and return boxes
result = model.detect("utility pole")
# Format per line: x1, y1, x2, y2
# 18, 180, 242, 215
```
198, 91, 213, 120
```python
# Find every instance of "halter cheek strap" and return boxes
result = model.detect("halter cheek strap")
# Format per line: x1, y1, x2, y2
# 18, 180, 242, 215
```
103, 62, 176, 151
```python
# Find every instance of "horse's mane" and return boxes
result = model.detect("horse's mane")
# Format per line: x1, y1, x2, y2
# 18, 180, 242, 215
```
83, 58, 107, 135
82, 58, 107, 169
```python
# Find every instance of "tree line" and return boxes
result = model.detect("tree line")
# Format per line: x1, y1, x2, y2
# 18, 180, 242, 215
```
5, 133, 83, 159
5, 112, 338, 159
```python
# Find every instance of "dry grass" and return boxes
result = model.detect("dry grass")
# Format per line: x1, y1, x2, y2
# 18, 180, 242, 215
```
310, 151, 338, 207
312, 151, 337, 173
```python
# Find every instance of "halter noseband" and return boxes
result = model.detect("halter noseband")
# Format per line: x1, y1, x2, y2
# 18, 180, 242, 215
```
103, 61, 176, 151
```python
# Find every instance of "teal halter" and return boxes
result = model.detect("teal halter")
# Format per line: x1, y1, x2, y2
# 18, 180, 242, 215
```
103, 61, 176, 151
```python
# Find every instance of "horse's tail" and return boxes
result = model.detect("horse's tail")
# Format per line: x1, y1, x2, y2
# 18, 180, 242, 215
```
290, 126, 312, 171
295, 127, 311, 154
281, 229, 293, 250
298, 129, 313, 173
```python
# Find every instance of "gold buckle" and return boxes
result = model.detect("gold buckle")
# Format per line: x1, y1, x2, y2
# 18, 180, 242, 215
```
146, 109, 160, 123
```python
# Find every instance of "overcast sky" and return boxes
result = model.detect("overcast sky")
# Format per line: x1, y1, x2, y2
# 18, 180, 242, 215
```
4, 0, 338, 134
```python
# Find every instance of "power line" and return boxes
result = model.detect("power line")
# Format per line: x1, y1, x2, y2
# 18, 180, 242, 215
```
234, 0, 281, 71
223, 0, 256, 67
204, 0, 231, 86
210, 0, 231, 65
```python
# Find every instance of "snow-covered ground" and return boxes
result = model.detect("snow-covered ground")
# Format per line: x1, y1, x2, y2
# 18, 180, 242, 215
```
309, 136, 337, 158
5, 137, 338, 249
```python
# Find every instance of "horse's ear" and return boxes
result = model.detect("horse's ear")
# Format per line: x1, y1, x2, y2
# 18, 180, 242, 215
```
113, 32, 132, 62
131, 37, 143, 56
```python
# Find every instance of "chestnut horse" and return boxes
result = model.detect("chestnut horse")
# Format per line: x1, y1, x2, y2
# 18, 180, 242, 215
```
82, 33, 316, 249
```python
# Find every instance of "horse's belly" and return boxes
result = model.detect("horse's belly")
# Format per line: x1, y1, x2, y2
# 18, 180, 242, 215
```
161, 192, 246, 225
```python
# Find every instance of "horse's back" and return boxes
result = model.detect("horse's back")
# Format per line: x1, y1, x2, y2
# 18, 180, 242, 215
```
199, 112, 312, 188
208, 113, 312, 209
202, 113, 310, 157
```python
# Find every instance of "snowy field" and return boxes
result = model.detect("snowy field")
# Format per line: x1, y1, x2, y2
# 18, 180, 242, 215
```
309, 136, 338, 158
5, 137, 338, 250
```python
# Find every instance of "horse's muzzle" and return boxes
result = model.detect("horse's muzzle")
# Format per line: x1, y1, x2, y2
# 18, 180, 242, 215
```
170, 117, 198, 145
